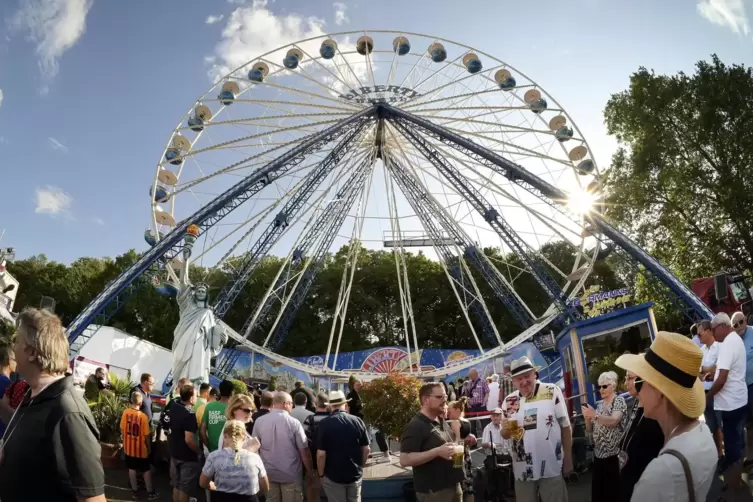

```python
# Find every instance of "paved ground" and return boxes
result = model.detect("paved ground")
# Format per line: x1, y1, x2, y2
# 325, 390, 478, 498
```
104, 459, 753, 501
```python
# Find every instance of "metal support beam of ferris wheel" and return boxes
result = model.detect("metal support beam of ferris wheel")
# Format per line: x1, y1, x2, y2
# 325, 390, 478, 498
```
384, 155, 500, 349
265, 152, 377, 352
66, 107, 377, 351
382, 129, 535, 331
380, 103, 713, 321
211, 120, 371, 320
390, 118, 569, 315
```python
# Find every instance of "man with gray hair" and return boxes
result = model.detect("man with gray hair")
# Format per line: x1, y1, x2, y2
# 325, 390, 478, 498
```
253, 391, 314, 502
707, 312, 748, 495
730, 311, 753, 465
0, 308, 106, 502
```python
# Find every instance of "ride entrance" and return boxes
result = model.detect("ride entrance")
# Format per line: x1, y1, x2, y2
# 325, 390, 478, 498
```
64, 31, 712, 386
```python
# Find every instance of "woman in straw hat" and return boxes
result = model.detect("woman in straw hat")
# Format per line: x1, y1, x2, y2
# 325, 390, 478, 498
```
615, 332, 717, 502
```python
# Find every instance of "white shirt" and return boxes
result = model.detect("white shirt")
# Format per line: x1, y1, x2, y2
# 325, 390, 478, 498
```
630, 422, 717, 502
714, 332, 749, 411
487, 382, 500, 412
501, 382, 571, 482
291, 406, 313, 425
482, 422, 509, 455
700, 342, 719, 391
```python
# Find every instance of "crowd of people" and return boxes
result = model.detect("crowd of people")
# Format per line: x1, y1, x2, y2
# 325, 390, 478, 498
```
1, 305, 753, 502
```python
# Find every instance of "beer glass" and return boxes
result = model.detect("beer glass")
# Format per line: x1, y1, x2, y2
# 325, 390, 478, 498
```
508, 415, 524, 440
452, 444, 465, 468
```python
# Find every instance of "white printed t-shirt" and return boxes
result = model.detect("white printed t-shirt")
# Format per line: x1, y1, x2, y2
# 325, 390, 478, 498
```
630, 421, 716, 502
714, 332, 748, 411
501, 382, 570, 482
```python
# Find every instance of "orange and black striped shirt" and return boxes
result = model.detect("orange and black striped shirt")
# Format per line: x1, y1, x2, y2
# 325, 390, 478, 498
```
120, 408, 150, 459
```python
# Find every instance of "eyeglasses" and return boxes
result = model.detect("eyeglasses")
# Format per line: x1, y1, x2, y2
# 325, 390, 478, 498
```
734, 322, 744, 328
634, 379, 644, 392
241, 408, 253, 413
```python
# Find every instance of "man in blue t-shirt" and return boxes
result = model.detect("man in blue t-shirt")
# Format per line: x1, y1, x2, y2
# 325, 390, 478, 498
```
0, 340, 16, 437
731, 311, 753, 465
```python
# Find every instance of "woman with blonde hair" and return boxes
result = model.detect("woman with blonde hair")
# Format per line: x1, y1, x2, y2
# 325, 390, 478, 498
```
446, 397, 478, 502
201, 420, 269, 501
616, 332, 717, 501
218, 394, 260, 451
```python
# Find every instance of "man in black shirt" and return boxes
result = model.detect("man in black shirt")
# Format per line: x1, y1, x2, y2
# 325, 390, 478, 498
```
249, 390, 273, 434
346, 380, 364, 419
0, 308, 106, 502
166, 383, 200, 502
400, 382, 461, 502
291, 380, 317, 412
316, 390, 370, 502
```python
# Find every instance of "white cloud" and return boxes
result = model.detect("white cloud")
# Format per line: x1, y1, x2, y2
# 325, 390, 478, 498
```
0, 137, 7, 146
206, 14, 224, 25
227, 0, 246, 4
333, 2, 349, 26
48, 136, 68, 153
35, 186, 73, 215
207, 0, 327, 83
697, 0, 749, 35
92, 217, 104, 225
10, 0, 94, 79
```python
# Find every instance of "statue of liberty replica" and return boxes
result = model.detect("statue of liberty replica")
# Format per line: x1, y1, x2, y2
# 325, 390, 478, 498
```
171, 225, 227, 390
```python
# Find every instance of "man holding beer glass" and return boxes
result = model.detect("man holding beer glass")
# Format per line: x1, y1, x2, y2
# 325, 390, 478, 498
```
401, 383, 465, 502
500, 357, 573, 502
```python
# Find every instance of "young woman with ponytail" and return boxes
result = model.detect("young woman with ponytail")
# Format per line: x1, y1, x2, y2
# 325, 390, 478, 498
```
200, 420, 269, 502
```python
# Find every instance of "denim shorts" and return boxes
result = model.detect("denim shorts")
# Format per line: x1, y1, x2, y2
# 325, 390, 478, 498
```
721, 405, 748, 463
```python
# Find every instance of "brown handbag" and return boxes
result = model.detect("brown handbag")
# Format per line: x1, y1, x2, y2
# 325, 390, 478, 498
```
662, 449, 695, 502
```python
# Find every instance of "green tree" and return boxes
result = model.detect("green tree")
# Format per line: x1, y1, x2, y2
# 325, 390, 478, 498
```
603, 55, 753, 281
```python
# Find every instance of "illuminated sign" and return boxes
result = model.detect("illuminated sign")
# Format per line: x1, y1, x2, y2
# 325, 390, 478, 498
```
569, 286, 631, 317
338, 85, 421, 104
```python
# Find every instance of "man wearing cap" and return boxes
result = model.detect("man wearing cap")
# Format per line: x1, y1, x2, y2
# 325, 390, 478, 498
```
615, 332, 718, 501
400, 382, 463, 502
500, 357, 572, 502
707, 312, 748, 495
315, 390, 370, 502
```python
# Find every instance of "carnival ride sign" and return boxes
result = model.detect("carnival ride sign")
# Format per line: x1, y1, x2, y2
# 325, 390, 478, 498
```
569, 286, 631, 318
338, 85, 421, 104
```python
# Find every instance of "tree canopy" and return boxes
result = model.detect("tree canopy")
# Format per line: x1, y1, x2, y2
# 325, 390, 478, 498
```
7, 241, 622, 357
603, 55, 753, 281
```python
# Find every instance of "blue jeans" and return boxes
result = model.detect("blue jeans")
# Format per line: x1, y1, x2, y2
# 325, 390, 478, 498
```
721, 405, 748, 463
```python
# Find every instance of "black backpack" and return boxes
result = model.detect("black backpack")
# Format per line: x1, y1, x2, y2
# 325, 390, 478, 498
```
304, 414, 325, 450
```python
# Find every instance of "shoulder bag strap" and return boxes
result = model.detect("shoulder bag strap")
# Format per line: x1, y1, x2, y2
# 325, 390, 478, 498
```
662, 449, 695, 502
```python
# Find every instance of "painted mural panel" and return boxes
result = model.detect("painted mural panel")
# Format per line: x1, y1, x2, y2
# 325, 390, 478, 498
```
220, 342, 553, 392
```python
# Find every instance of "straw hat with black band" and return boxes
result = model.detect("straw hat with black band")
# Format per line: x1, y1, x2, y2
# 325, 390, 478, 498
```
615, 331, 705, 419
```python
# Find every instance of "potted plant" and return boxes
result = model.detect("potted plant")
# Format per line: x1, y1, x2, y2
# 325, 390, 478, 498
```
88, 373, 134, 468
359, 372, 422, 441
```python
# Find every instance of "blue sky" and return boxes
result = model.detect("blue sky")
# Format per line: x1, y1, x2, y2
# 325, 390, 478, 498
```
0, 0, 752, 264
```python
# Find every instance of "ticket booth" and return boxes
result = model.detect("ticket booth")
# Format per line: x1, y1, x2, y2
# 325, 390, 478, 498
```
557, 302, 659, 412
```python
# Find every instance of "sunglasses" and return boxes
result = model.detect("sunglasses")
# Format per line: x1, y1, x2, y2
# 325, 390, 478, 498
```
634, 379, 644, 392
241, 408, 253, 413
598, 384, 610, 390
734, 322, 744, 328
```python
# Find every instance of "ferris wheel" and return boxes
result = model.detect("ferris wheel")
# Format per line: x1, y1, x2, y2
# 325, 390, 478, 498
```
67, 30, 712, 379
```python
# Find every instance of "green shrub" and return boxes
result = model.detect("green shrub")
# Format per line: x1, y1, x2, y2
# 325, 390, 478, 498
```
360, 373, 422, 440
268, 375, 277, 391
231, 379, 249, 395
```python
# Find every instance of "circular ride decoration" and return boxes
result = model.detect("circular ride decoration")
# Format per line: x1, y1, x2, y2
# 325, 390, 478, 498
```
67, 31, 713, 382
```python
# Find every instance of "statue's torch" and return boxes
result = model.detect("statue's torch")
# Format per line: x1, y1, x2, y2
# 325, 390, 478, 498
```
183, 224, 200, 260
